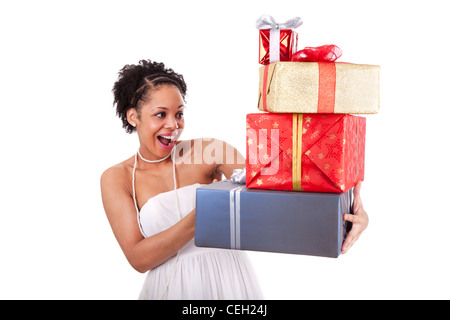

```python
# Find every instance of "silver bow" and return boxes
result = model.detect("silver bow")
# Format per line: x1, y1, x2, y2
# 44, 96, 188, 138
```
256, 14, 303, 30
256, 15, 303, 63
230, 168, 246, 184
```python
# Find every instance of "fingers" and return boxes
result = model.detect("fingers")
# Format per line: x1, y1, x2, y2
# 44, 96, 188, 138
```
344, 208, 368, 230
343, 213, 356, 223
341, 182, 368, 254
341, 218, 363, 254
341, 228, 360, 254
341, 208, 368, 254
341, 214, 358, 253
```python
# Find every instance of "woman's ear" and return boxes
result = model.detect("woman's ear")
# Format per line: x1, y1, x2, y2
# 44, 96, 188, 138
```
126, 108, 138, 127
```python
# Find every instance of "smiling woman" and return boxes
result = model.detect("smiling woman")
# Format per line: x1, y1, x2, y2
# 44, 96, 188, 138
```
100, 59, 263, 299
127, 85, 185, 157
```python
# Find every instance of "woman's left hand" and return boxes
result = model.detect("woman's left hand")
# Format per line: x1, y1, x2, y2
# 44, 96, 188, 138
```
341, 181, 369, 254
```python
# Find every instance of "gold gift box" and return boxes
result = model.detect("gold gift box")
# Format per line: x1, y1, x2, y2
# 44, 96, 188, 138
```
258, 62, 380, 114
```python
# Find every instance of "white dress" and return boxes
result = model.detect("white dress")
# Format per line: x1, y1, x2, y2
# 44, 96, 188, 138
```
133, 154, 263, 300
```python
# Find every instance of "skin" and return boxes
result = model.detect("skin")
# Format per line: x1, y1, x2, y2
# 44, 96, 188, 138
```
101, 84, 368, 273
100, 85, 244, 273
342, 181, 369, 254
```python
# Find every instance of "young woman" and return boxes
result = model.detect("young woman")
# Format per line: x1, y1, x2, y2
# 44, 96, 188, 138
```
101, 60, 262, 299
100, 59, 368, 299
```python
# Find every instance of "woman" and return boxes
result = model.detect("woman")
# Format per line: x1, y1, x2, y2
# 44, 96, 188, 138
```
101, 59, 262, 299
100, 59, 368, 299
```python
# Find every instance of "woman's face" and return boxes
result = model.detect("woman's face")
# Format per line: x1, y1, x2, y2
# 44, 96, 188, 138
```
131, 84, 185, 159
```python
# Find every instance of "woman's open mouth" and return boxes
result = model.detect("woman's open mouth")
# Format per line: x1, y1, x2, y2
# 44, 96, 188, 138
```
157, 132, 178, 150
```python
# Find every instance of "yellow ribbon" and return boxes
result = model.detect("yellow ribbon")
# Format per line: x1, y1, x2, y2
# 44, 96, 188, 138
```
292, 114, 303, 191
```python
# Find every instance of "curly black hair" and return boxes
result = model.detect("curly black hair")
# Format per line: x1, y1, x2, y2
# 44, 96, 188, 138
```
112, 59, 187, 133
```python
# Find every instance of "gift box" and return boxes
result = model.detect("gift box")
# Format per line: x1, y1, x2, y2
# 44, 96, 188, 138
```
259, 29, 298, 65
195, 180, 353, 258
258, 61, 380, 113
256, 15, 302, 65
246, 113, 365, 193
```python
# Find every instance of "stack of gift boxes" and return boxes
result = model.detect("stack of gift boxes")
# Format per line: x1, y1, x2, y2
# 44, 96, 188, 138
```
195, 15, 380, 258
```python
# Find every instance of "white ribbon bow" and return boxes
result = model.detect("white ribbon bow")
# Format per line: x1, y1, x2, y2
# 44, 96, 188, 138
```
256, 14, 303, 63
256, 14, 303, 30
230, 168, 246, 184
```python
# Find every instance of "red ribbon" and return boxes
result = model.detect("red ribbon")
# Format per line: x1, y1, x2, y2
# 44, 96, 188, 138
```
262, 45, 342, 113
317, 62, 336, 113
291, 44, 342, 62
293, 44, 341, 113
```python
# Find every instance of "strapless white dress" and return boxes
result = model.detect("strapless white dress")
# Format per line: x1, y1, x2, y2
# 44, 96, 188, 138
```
136, 183, 263, 300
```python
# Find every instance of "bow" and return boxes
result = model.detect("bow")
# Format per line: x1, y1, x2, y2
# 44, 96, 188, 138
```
230, 168, 246, 184
291, 44, 342, 62
256, 14, 303, 30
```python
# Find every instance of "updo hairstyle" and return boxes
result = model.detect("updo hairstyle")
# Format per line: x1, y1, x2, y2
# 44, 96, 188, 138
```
112, 59, 187, 133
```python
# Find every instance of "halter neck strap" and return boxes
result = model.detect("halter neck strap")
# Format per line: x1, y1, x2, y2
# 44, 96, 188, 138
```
132, 146, 178, 238
131, 145, 183, 298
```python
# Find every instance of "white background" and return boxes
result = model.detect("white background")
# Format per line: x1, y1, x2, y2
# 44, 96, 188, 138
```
1, 0, 449, 299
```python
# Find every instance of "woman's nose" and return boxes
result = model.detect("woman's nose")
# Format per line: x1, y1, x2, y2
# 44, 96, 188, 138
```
165, 117, 179, 129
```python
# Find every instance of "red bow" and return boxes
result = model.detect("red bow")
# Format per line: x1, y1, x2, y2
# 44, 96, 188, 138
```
291, 44, 342, 62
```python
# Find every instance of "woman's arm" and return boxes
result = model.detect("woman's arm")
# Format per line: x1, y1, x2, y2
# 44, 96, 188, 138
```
212, 139, 245, 179
100, 166, 195, 273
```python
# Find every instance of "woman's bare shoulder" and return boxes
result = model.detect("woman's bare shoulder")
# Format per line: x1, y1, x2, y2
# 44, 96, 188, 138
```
100, 156, 134, 191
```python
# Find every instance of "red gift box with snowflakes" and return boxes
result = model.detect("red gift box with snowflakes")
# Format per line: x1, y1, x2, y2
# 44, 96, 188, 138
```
246, 113, 365, 193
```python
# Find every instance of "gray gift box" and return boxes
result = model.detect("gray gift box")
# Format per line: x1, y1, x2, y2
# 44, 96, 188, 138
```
195, 180, 353, 258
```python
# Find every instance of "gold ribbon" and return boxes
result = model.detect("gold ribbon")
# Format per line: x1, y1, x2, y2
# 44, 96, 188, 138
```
292, 114, 303, 191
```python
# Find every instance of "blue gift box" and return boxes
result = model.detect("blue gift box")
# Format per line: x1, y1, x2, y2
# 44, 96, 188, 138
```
195, 180, 353, 258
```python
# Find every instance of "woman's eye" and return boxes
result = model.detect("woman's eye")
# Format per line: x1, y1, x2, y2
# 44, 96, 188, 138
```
177, 112, 184, 119
155, 112, 166, 118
